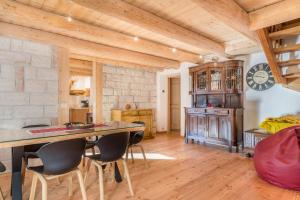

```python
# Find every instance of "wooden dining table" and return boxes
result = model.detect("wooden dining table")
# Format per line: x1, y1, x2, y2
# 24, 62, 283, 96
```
0, 121, 144, 200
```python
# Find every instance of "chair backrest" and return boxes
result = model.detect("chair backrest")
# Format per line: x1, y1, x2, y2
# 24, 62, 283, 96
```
36, 138, 86, 175
22, 124, 49, 129
0, 162, 6, 173
130, 121, 145, 145
95, 132, 129, 162
23, 124, 50, 152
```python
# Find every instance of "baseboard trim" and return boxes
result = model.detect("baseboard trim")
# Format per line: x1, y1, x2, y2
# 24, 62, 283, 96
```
156, 131, 167, 134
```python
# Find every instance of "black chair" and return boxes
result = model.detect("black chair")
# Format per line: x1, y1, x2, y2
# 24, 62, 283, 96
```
126, 121, 147, 164
0, 162, 6, 200
67, 122, 98, 167
84, 132, 134, 200
27, 138, 87, 200
22, 124, 49, 184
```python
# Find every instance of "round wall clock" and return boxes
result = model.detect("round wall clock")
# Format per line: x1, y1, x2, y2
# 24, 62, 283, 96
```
246, 63, 275, 91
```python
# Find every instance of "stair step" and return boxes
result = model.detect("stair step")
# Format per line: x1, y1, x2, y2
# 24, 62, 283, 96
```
269, 25, 300, 39
274, 44, 300, 54
283, 72, 300, 79
278, 59, 300, 67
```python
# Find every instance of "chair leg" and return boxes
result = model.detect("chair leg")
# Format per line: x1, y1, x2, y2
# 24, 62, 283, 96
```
108, 163, 114, 183
36, 173, 48, 200
82, 156, 86, 167
95, 162, 104, 200
138, 145, 148, 165
21, 159, 26, 185
130, 147, 134, 163
56, 177, 61, 185
84, 158, 92, 184
76, 169, 88, 200
68, 175, 73, 197
29, 173, 38, 200
125, 147, 129, 160
122, 159, 134, 196
0, 187, 4, 200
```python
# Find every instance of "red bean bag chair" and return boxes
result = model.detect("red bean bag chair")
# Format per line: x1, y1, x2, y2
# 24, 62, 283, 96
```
254, 125, 300, 190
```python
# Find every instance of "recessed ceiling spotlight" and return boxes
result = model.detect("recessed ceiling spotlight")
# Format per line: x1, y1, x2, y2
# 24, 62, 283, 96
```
133, 36, 139, 42
199, 55, 203, 59
67, 16, 72, 22
172, 48, 177, 53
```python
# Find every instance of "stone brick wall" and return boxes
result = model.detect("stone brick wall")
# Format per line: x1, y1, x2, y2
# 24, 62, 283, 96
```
0, 36, 58, 169
102, 65, 157, 133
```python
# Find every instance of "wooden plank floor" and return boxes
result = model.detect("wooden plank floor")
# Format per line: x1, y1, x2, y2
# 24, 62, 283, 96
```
0, 133, 299, 200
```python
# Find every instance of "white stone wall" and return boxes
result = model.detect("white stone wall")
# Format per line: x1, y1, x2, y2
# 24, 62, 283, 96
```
0, 36, 58, 169
102, 65, 157, 132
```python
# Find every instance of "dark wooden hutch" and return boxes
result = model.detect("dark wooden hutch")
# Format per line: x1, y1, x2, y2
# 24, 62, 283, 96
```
185, 60, 244, 152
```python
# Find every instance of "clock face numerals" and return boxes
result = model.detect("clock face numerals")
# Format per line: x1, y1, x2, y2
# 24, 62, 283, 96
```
246, 63, 275, 91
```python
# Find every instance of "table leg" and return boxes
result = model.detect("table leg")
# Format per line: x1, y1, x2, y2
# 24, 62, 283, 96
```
11, 146, 24, 200
114, 162, 122, 183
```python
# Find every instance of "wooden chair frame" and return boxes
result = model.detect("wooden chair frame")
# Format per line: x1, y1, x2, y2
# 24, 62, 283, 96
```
29, 168, 87, 200
125, 144, 147, 164
84, 158, 134, 200
0, 187, 4, 200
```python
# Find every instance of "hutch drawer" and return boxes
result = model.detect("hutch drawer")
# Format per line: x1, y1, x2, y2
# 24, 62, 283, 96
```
206, 109, 229, 115
122, 110, 138, 116
186, 108, 206, 114
138, 110, 152, 115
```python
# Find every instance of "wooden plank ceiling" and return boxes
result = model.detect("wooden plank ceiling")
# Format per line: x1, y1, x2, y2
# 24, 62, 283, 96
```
235, 0, 282, 12
0, 0, 297, 68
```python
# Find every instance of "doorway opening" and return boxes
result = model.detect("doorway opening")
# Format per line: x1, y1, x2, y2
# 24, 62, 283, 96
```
168, 77, 181, 134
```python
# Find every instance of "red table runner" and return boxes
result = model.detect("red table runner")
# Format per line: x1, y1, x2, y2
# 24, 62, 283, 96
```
29, 124, 108, 134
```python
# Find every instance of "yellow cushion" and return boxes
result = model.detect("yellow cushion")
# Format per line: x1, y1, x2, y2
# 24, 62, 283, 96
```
259, 116, 300, 134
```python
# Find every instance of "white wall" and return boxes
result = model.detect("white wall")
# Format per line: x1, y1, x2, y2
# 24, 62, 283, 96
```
156, 62, 196, 135
243, 52, 300, 130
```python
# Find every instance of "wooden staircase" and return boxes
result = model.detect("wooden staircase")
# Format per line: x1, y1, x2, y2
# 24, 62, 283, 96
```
257, 19, 300, 92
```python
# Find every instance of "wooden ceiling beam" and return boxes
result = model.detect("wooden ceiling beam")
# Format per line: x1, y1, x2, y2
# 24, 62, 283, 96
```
192, 0, 259, 43
250, 0, 300, 30
0, 0, 198, 63
0, 22, 179, 68
70, 54, 163, 71
69, 58, 93, 70
72, 0, 225, 56
70, 68, 92, 76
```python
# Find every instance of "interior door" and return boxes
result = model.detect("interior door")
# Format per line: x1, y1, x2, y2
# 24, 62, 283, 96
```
170, 77, 181, 131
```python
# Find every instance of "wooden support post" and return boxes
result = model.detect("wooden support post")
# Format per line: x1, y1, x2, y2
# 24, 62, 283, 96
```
57, 47, 70, 125
91, 62, 103, 123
